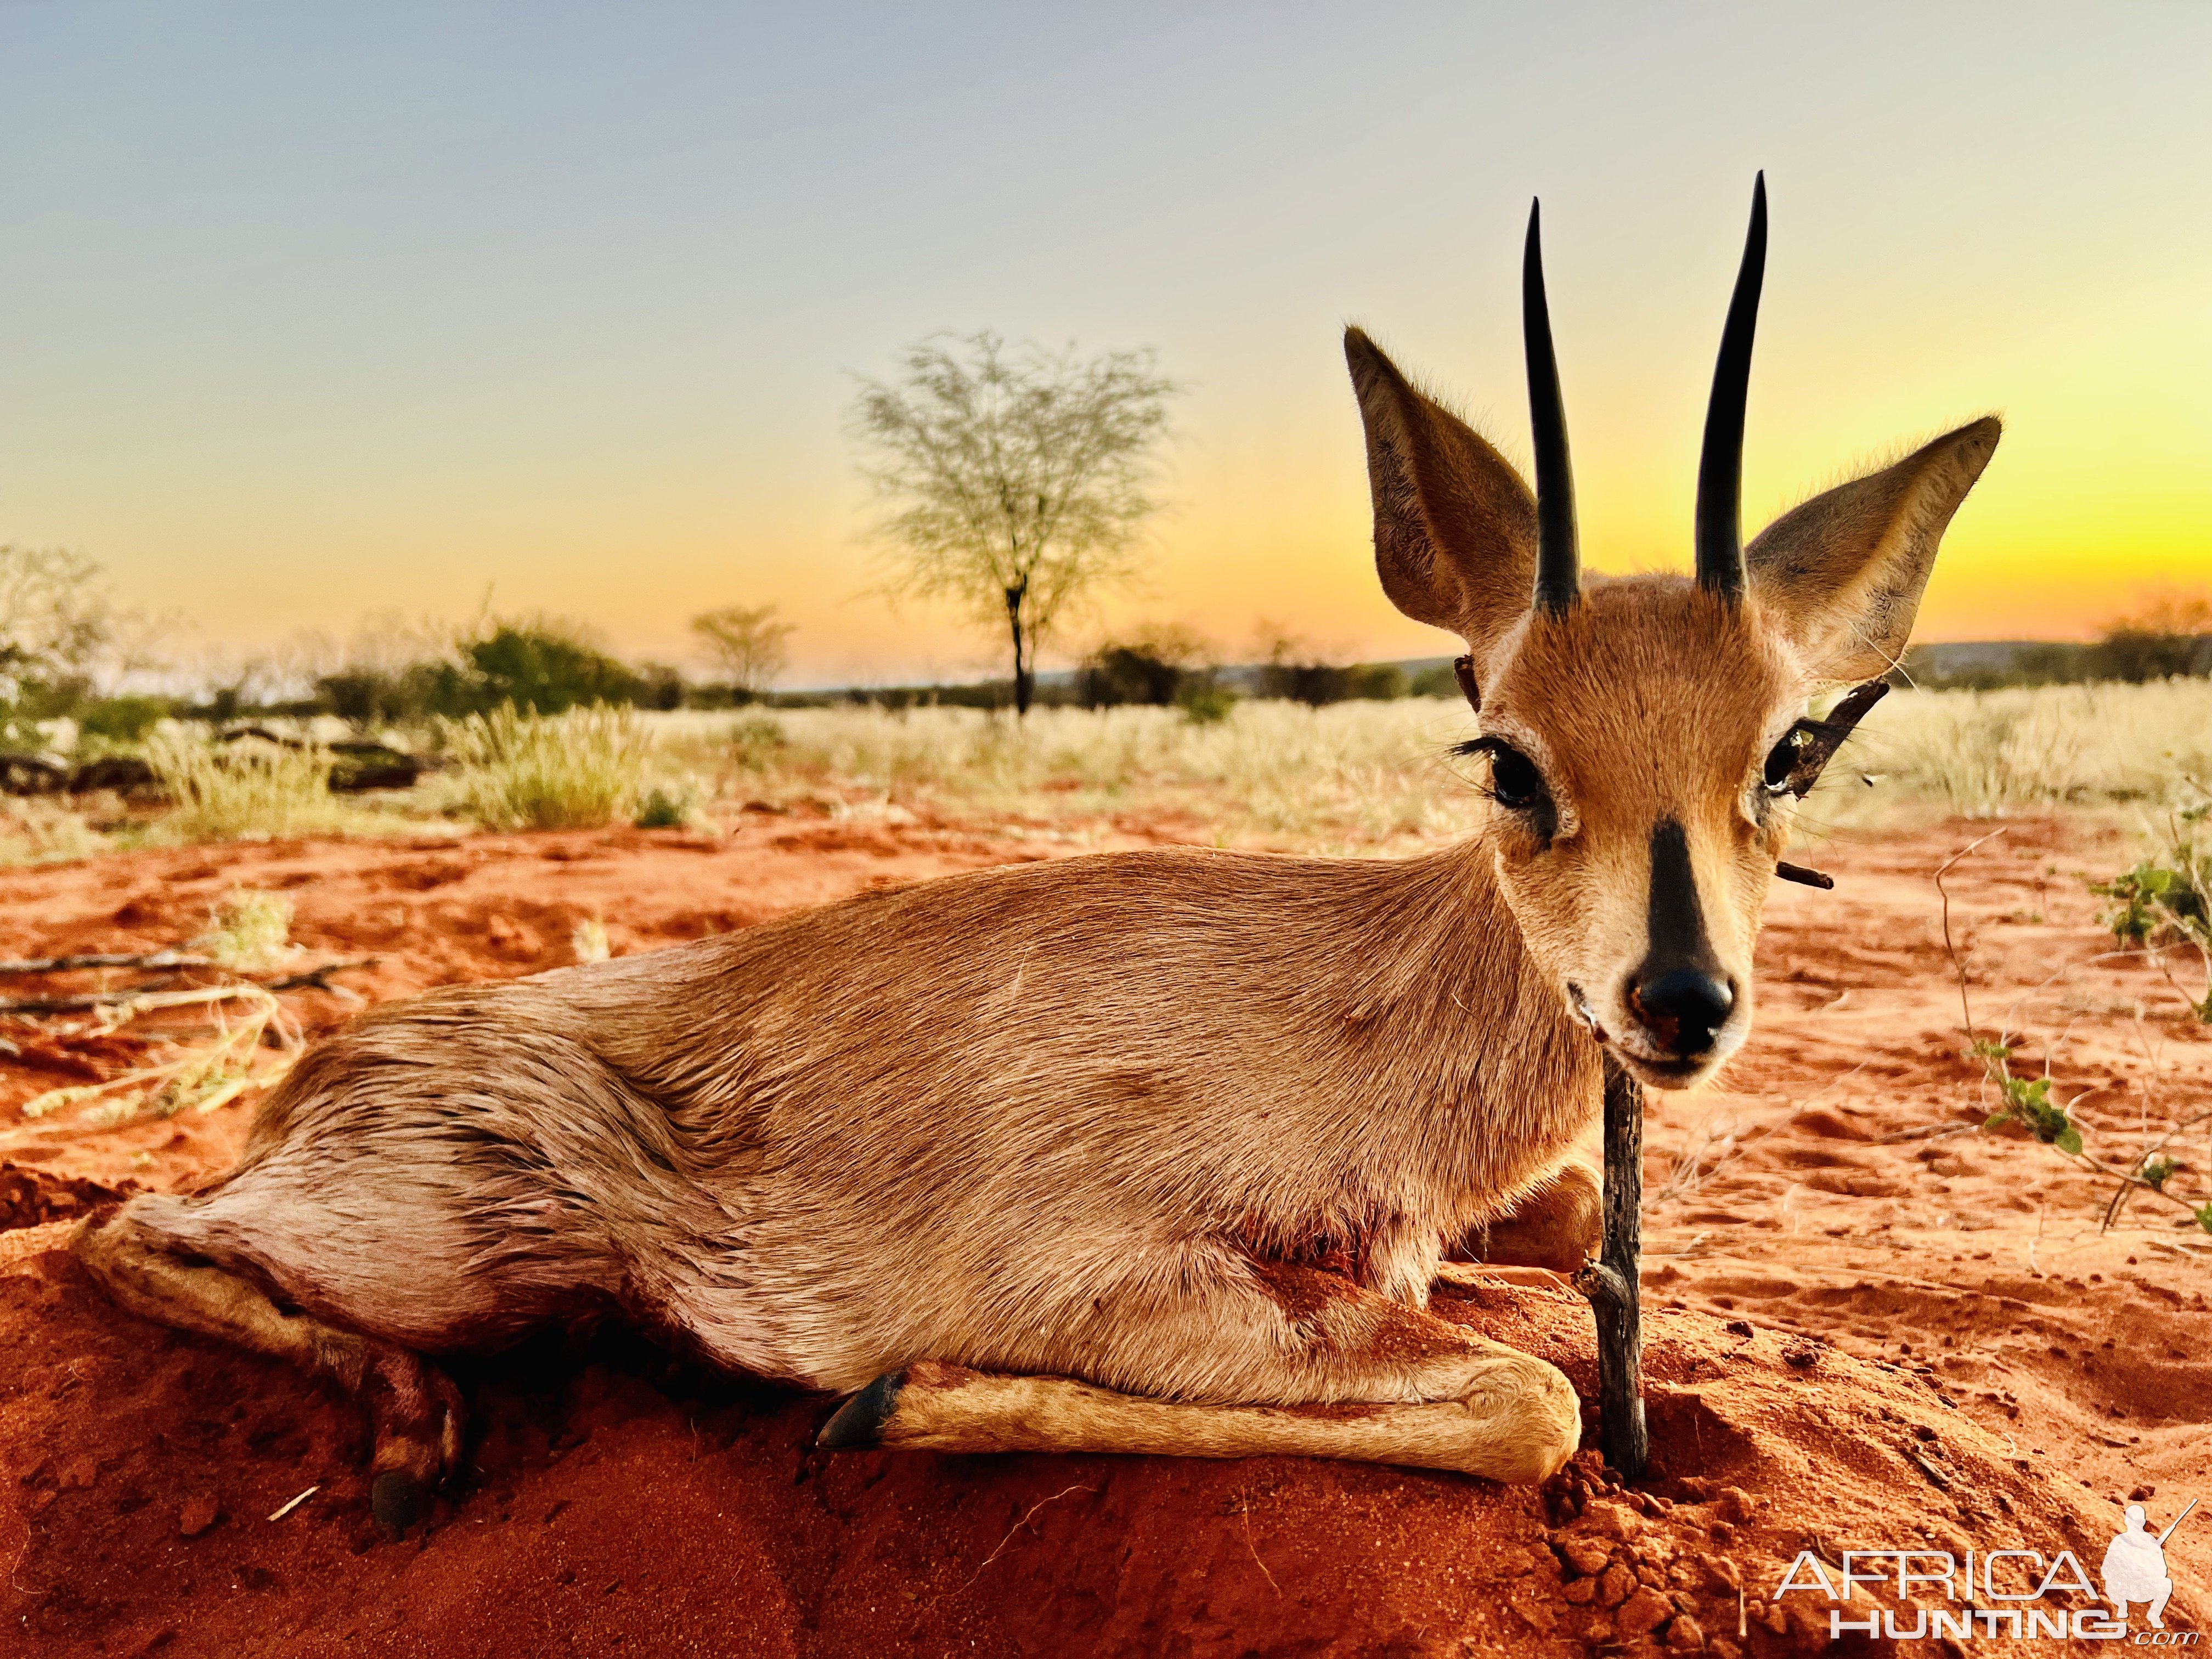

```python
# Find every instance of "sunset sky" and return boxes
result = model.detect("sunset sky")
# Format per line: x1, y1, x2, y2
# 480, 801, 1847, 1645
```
3, 3, 2208, 686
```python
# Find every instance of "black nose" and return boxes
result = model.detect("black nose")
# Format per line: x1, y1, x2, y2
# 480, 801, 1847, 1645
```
1627, 968, 1735, 1057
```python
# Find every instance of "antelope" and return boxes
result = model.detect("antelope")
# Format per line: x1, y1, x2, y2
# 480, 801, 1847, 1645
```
74, 179, 1996, 1531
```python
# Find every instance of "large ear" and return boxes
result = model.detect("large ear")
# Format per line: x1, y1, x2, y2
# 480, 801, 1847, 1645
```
1344, 328, 1539, 653
1746, 417, 2000, 681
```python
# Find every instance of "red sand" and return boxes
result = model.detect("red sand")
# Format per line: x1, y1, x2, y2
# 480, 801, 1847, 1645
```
2, 811, 2206, 1656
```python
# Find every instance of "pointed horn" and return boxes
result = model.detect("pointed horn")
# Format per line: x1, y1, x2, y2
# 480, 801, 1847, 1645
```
1523, 199, 1579, 614
1695, 172, 1767, 601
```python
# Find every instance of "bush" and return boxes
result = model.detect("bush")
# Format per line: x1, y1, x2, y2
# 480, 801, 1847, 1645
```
77, 696, 170, 746
438, 703, 651, 831
464, 625, 646, 714
311, 619, 689, 725
1176, 681, 1237, 725
633, 784, 703, 830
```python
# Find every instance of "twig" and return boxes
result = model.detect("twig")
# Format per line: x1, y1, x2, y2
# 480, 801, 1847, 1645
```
267, 1485, 319, 1522
964, 1483, 1093, 1584
0, 959, 375, 1013
259, 959, 379, 992
1876, 1121, 1978, 1145
1935, 827, 2010, 1042
1238, 1494, 1281, 1597
0, 951, 210, 975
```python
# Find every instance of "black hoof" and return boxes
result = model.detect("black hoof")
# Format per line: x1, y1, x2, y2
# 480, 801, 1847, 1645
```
370, 1470, 430, 1538
818, 1370, 905, 1449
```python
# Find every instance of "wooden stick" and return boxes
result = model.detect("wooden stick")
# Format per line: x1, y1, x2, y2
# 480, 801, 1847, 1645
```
0, 951, 210, 975
0, 960, 376, 1014
1575, 1055, 1649, 1480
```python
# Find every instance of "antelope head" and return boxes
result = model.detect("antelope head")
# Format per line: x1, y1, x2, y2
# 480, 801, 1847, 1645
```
1346, 177, 1998, 1090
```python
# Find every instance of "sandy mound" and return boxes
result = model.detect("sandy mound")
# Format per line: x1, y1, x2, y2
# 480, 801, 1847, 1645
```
1, 812, 2205, 1655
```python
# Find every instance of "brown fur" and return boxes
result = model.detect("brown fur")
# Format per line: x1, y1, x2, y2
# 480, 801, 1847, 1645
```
73, 323, 1997, 1500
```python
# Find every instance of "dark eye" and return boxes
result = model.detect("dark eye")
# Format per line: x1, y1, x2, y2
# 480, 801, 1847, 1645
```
1489, 746, 1543, 809
1479, 742, 1545, 810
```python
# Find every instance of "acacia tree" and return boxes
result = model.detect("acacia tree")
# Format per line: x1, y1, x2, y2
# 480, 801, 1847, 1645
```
691, 603, 795, 698
848, 331, 1178, 714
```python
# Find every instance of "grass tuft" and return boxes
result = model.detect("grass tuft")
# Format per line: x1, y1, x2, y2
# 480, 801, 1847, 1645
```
194, 890, 299, 974
145, 732, 365, 843
437, 703, 652, 831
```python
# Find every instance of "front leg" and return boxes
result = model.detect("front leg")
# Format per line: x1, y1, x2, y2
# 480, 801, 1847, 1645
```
819, 1255, 1581, 1485
1459, 1156, 1601, 1274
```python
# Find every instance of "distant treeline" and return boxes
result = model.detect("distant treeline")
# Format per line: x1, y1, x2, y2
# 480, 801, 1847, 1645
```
14, 579, 2212, 747
1899, 622, 2212, 691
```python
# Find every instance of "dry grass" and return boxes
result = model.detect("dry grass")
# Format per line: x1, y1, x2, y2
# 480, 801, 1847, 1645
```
0, 800, 109, 867
1806, 680, 2212, 825
658, 680, 2212, 853
143, 732, 377, 843
435, 704, 654, 831
686, 699, 1489, 853
53, 677, 2212, 856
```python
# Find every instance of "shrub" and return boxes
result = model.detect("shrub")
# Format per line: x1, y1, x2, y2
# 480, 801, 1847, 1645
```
1176, 681, 1237, 725
77, 695, 170, 746
464, 624, 645, 714
439, 703, 650, 831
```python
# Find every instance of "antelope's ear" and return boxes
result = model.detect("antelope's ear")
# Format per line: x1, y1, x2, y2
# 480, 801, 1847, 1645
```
1746, 417, 2000, 682
1345, 328, 1539, 653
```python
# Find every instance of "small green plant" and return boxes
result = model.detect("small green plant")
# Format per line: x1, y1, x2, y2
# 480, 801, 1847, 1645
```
2092, 797, 2211, 1022
633, 784, 699, 829
1177, 682, 1237, 725
2094, 856, 2207, 945
1984, 1071, 2081, 1154
1942, 828, 2210, 1236
438, 703, 650, 831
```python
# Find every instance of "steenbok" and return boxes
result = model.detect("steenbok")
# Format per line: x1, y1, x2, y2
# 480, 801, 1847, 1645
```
76, 177, 1995, 1528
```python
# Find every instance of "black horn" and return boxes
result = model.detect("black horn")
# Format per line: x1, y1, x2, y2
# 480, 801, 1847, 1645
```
1523, 199, 1579, 614
1694, 173, 1767, 601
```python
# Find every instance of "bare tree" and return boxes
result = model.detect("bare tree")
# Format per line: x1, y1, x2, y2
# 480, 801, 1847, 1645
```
691, 603, 795, 698
848, 331, 1179, 715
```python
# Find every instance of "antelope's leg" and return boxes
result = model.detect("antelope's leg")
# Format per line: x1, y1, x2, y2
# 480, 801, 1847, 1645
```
73, 1197, 463, 1533
816, 1256, 1582, 1485
820, 1350, 1577, 1485
1465, 1156, 1601, 1274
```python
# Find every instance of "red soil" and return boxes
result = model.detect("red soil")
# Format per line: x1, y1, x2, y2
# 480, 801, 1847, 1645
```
1, 811, 2206, 1656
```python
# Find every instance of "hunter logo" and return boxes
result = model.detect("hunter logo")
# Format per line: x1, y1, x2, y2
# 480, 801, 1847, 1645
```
1771, 1499, 2197, 1643
2107, 1502, 2197, 1631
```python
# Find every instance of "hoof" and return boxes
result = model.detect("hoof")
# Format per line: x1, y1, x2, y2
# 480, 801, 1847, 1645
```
818, 1370, 904, 1449
370, 1470, 430, 1538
